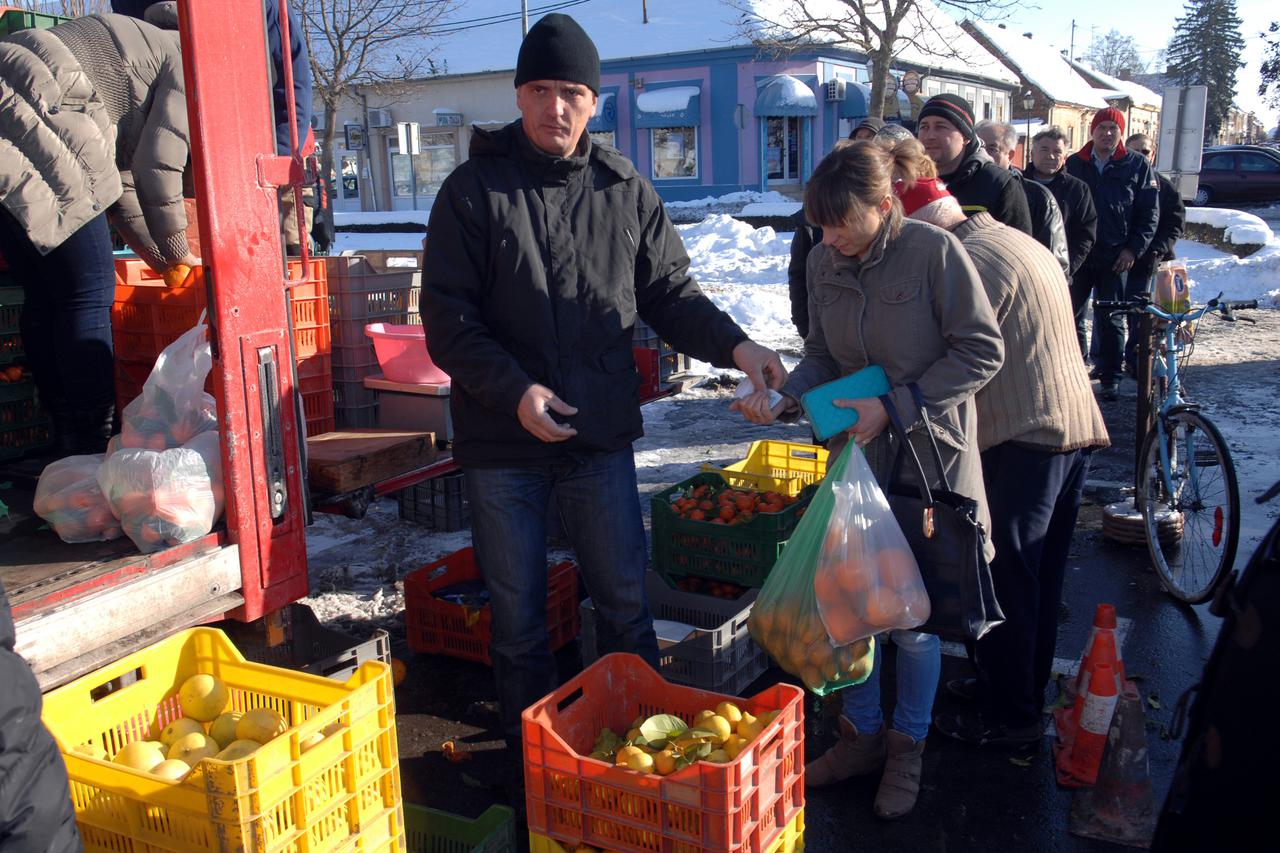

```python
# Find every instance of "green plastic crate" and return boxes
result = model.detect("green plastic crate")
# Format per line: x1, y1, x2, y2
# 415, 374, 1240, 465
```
651, 472, 817, 589
0, 9, 69, 38
404, 803, 516, 853
0, 378, 50, 460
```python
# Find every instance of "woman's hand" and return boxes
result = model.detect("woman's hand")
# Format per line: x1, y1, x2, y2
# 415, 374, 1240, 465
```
836, 397, 889, 448
729, 389, 790, 425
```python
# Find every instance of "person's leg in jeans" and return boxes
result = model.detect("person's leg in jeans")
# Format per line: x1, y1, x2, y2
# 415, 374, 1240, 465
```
842, 636, 886, 734
1032, 451, 1090, 702
554, 448, 660, 669
1068, 272, 1093, 362
1091, 266, 1129, 383
464, 464, 558, 747
1124, 262, 1155, 374
888, 629, 941, 741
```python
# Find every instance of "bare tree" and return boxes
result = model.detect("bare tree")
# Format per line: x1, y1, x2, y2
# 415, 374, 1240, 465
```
293, 0, 460, 201
727, 0, 1015, 120
1081, 29, 1147, 77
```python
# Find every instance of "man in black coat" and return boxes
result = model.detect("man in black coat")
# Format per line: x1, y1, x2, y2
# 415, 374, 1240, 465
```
1124, 133, 1186, 374
1, 582, 81, 852
1028, 127, 1098, 359
1065, 108, 1159, 399
421, 14, 785, 751
975, 119, 1068, 276
917, 94, 1032, 235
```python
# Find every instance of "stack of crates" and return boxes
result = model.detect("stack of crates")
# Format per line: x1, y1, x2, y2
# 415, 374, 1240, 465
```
326, 255, 421, 428
0, 272, 53, 460
633, 319, 692, 387
111, 257, 334, 436
398, 469, 468, 531
0, 8, 69, 38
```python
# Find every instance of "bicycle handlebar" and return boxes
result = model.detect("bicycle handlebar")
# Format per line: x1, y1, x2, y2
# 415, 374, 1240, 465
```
1095, 293, 1257, 324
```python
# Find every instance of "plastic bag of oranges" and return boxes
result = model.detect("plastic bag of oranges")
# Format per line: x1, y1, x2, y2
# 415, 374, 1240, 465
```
119, 316, 216, 450
34, 454, 124, 543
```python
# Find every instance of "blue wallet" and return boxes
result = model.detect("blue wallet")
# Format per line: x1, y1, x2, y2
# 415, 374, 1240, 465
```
800, 365, 892, 442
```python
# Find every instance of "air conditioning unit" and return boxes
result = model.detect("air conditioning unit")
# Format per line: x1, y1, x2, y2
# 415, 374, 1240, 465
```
825, 79, 846, 103
367, 108, 393, 128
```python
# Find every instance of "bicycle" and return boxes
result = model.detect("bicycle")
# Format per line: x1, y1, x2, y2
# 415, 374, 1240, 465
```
1096, 293, 1258, 603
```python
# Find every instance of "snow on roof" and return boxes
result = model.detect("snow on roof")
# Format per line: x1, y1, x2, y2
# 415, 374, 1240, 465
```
1065, 59, 1162, 109
758, 74, 816, 109
424, 0, 1014, 85
969, 21, 1109, 108
636, 85, 700, 113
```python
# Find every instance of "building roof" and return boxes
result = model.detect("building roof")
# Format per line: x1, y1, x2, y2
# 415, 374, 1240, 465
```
968, 20, 1110, 109
1064, 59, 1162, 109
423, 0, 1015, 84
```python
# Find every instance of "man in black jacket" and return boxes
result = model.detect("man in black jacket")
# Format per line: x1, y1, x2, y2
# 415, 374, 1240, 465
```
1124, 133, 1186, 374
421, 14, 785, 750
975, 119, 1068, 277
1, 582, 81, 852
1065, 108, 1159, 399
917, 94, 1032, 235
1028, 127, 1098, 358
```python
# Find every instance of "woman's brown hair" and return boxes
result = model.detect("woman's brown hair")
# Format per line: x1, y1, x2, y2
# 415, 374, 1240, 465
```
879, 136, 937, 188
803, 140, 902, 237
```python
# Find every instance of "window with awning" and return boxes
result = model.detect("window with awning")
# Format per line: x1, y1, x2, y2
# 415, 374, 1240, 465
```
635, 85, 701, 128
754, 75, 817, 117
838, 82, 873, 118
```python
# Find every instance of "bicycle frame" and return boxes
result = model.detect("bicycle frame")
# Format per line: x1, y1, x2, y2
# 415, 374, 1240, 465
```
1145, 302, 1215, 505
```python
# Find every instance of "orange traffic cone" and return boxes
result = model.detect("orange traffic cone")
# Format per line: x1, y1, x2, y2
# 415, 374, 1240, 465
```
1056, 661, 1119, 788
1055, 628, 1125, 741
1074, 604, 1125, 694
1068, 680, 1157, 846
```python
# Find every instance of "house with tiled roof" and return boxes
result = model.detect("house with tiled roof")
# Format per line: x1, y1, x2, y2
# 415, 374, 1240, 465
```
1066, 58, 1162, 141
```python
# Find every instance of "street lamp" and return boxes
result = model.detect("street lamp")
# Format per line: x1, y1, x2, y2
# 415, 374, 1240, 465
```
1022, 89, 1035, 169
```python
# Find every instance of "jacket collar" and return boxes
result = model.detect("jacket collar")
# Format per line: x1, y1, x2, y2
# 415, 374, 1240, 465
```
939, 137, 988, 183
1075, 140, 1128, 164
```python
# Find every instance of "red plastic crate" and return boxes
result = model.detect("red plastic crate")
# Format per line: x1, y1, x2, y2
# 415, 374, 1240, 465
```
522, 653, 805, 853
633, 347, 660, 399
404, 546, 579, 666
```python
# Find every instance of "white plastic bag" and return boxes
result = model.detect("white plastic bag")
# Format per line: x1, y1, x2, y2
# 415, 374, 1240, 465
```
812, 445, 930, 644
119, 317, 216, 449
97, 430, 225, 553
33, 454, 123, 543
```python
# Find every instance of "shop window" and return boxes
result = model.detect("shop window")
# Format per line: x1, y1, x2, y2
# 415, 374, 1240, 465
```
590, 130, 616, 149
389, 131, 457, 199
340, 156, 360, 200
652, 127, 698, 179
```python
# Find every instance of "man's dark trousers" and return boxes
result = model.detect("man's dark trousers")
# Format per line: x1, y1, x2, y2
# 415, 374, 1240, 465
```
1124, 262, 1157, 373
1074, 260, 1128, 380
975, 443, 1091, 729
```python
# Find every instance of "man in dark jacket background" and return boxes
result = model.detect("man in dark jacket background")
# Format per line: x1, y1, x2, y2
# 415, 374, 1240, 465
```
1028, 127, 1097, 358
975, 119, 1068, 277
1124, 133, 1186, 375
421, 14, 785, 753
0, 582, 80, 852
1065, 107, 1159, 399
916, 94, 1032, 235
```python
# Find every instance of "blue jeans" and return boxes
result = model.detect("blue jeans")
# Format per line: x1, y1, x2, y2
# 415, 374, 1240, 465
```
1079, 261, 1128, 382
464, 448, 660, 745
842, 629, 941, 742
0, 206, 116, 410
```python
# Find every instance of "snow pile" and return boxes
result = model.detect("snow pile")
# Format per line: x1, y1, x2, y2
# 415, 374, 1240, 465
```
666, 190, 794, 211
1185, 207, 1273, 246
1179, 240, 1280, 307
739, 201, 803, 217
677, 214, 792, 287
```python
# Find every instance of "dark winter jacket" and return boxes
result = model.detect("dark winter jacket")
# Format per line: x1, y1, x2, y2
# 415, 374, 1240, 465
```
787, 209, 821, 338
1065, 141, 1159, 267
0, 582, 81, 853
1032, 169, 1097, 279
1011, 169, 1068, 278
938, 139, 1033, 235
421, 121, 749, 467
1142, 172, 1185, 265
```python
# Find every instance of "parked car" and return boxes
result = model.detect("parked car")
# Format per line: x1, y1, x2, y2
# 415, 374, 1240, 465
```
1195, 148, 1280, 205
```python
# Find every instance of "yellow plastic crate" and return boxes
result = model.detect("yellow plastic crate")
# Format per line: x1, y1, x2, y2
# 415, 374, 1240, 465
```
528, 807, 804, 853
41, 627, 405, 853
701, 440, 827, 497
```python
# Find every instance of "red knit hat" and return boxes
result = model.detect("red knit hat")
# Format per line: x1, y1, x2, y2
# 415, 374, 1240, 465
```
1091, 107, 1126, 134
895, 178, 951, 216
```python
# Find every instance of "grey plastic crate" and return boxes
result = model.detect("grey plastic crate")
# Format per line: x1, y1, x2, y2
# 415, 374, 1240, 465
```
581, 571, 766, 695
222, 603, 390, 682
335, 403, 378, 429
333, 378, 378, 410
325, 255, 422, 349
398, 471, 469, 531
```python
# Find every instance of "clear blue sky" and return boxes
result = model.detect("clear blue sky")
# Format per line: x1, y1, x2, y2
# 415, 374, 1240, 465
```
998, 0, 1276, 128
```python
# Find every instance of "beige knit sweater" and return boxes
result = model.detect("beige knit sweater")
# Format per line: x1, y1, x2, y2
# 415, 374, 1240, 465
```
954, 213, 1110, 453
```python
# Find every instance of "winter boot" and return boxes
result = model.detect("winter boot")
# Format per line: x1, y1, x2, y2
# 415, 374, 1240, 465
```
805, 716, 887, 787
873, 730, 925, 820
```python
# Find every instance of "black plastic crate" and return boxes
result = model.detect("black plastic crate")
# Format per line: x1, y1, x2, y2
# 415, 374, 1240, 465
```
221, 603, 390, 682
398, 470, 469, 531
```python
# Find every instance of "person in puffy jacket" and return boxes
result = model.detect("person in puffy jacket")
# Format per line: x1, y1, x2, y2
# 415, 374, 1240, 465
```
0, 12, 194, 455
0, 581, 81, 852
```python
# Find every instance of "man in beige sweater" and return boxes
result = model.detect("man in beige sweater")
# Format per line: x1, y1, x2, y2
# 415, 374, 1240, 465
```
894, 174, 1110, 747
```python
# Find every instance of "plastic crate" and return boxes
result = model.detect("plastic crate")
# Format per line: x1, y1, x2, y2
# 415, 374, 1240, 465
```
0, 330, 21, 364
405, 804, 516, 853
297, 353, 335, 436
634, 347, 661, 399
0, 379, 51, 460
522, 653, 804, 853
530, 807, 804, 853
0, 285, 22, 336
404, 547, 580, 666
221, 604, 392, 682
581, 572, 766, 696
326, 256, 421, 349
398, 470, 469, 531
332, 343, 382, 384
651, 473, 817, 589
701, 441, 828, 498
41, 628, 404, 853
0, 8, 70, 37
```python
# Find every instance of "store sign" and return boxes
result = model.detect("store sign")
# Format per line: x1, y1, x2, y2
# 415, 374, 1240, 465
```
343, 124, 366, 151
436, 112, 463, 127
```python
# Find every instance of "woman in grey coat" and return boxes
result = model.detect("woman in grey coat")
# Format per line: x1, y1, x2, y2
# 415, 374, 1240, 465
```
735, 140, 1003, 819
0, 11, 194, 455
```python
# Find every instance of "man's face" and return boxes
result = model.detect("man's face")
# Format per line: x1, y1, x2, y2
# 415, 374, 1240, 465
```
1128, 139, 1155, 163
853, 127, 878, 141
1032, 137, 1067, 176
1092, 120, 1121, 156
918, 116, 967, 171
976, 126, 1011, 169
516, 79, 597, 157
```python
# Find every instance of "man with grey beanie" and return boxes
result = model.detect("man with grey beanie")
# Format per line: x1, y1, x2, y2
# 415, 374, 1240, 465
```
421, 13, 786, 758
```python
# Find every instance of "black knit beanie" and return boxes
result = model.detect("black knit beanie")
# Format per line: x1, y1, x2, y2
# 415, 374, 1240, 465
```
918, 94, 976, 141
514, 14, 600, 95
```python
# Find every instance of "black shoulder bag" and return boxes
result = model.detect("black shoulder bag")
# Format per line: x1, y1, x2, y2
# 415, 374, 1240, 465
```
877, 385, 1004, 642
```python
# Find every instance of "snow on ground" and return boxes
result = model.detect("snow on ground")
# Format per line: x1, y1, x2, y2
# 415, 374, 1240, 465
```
330, 232, 428, 254
334, 211, 430, 228
665, 190, 794, 212
1184, 207, 1274, 246
1177, 239, 1280, 307
738, 201, 803, 217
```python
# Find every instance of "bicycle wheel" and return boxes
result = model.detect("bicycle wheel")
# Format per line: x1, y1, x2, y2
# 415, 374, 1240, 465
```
1137, 410, 1240, 603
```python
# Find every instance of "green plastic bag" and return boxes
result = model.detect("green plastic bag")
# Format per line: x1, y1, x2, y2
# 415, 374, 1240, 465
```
748, 442, 875, 695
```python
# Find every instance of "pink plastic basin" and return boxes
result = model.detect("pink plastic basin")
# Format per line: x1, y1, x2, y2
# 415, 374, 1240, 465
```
364, 323, 450, 384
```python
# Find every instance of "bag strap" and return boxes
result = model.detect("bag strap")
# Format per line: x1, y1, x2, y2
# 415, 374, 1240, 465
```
905, 383, 955, 493
879, 393, 936, 511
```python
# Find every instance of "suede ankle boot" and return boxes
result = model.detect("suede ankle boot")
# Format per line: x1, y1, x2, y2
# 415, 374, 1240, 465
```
805, 716, 886, 787
874, 729, 925, 819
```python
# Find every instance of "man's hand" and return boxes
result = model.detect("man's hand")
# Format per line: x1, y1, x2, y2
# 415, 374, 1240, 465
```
729, 390, 791, 425
732, 340, 787, 393
517, 384, 578, 443
837, 397, 889, 448
1113, 248, 1137, 273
